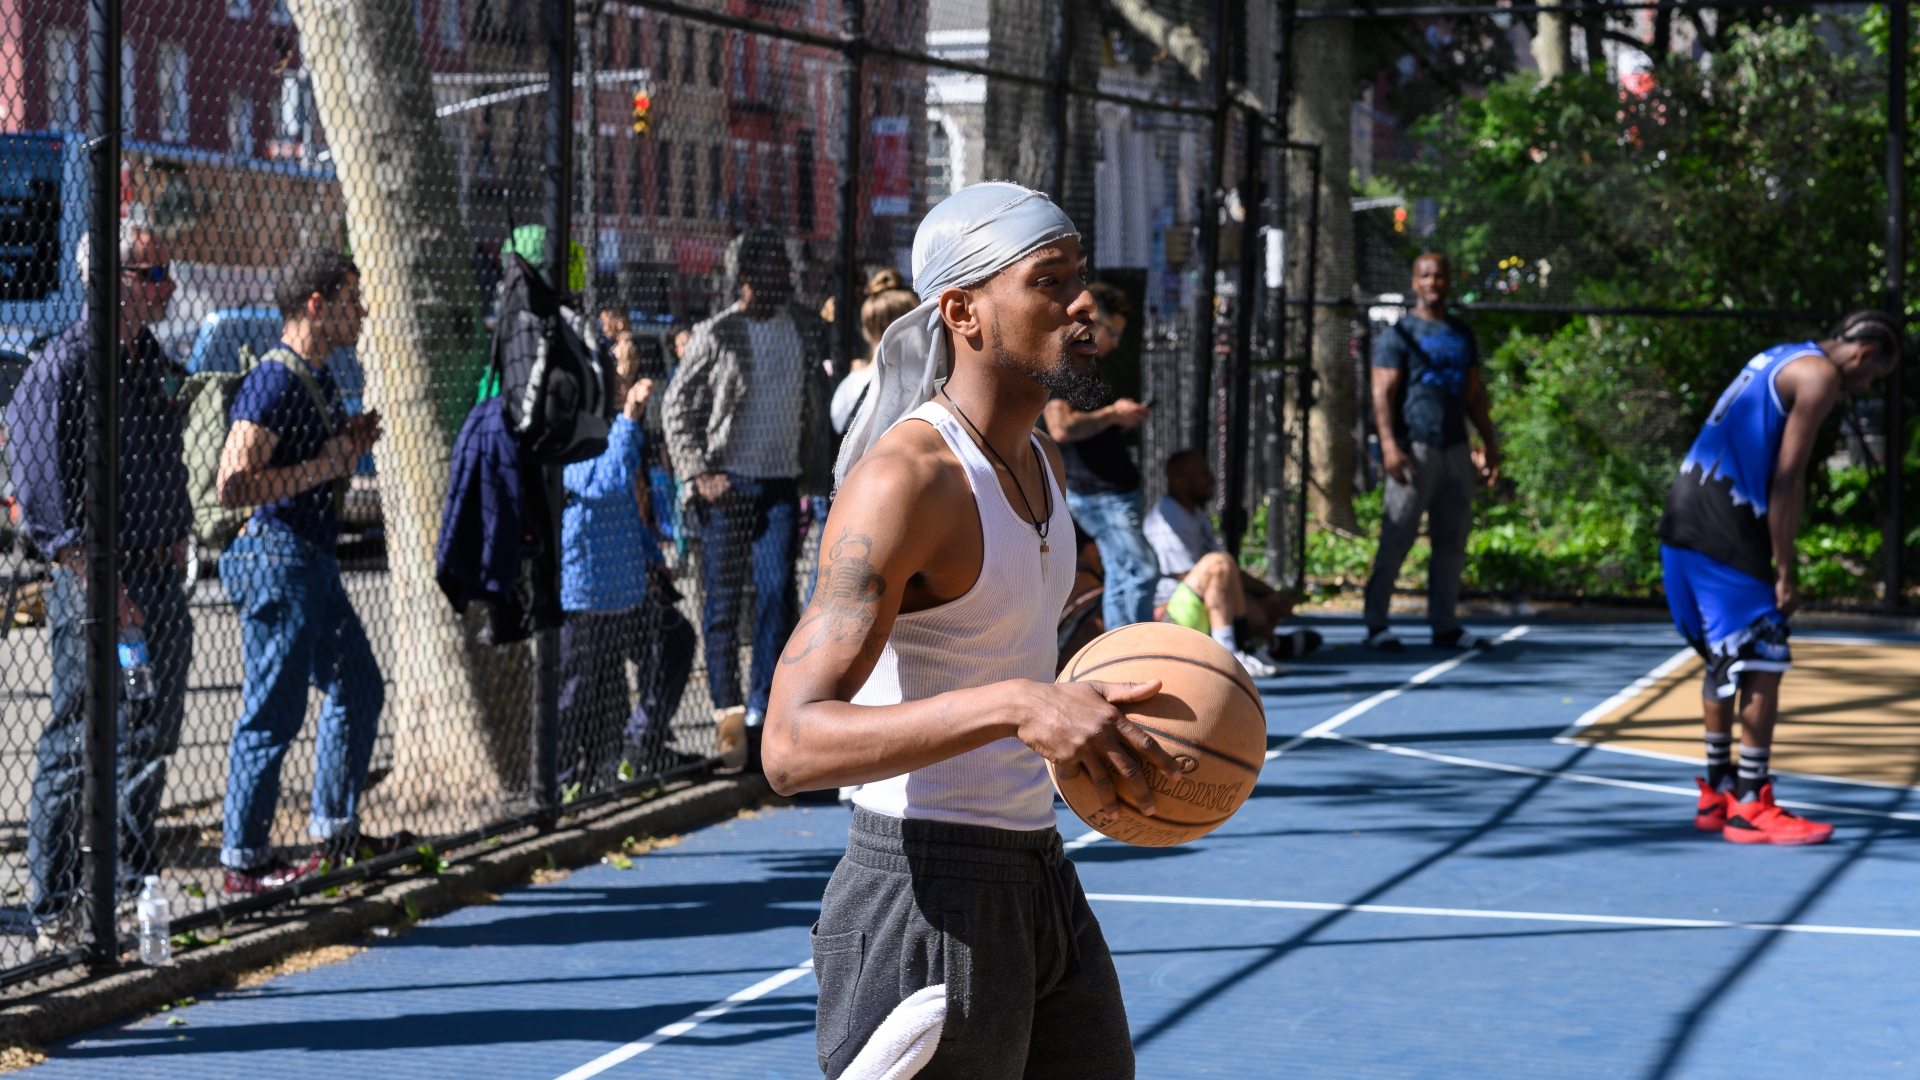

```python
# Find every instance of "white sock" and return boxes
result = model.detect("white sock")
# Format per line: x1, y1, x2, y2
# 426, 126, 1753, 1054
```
1211, 625, 1237, 650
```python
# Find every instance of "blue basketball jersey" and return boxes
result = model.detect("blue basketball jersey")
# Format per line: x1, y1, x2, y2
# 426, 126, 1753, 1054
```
1657, 341, 1822, 584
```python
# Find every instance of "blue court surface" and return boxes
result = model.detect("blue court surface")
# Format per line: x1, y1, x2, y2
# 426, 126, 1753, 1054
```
26, 620, 1920, 1079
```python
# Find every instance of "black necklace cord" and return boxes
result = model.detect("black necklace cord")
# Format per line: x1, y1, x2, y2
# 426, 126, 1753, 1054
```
938, 385, 1053, 541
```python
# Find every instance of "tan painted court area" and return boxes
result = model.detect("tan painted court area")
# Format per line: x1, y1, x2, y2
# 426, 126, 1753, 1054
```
1571, 639, 1920, 788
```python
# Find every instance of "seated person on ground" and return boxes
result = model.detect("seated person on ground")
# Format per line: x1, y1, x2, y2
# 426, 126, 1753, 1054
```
1142, 450, 1322, 676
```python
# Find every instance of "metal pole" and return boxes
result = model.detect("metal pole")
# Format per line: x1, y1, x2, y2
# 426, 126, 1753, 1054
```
1225, 104, 1262, 557
1189, 0, 1233, 453
1888, 0, 1908, 613
1049, 0, 1074, 204
82, 0, 122, 968
1269, 0, 1297, 585
835, 0, 866, 378
532, 0, 576, 829
1296, 142, 1321, 586
579, 0, 598, 316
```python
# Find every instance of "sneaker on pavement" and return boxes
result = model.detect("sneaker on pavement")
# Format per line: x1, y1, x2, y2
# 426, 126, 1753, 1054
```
317, 828, 418, 867
1723, 783, 1834, 845
1694, 777, 1730, 832
1268, 628, 1325, 659
1362, 629, 1404, 652
1432, 628, 1497, 651
224, 854, 322, 894
1232, 648, 1280, 678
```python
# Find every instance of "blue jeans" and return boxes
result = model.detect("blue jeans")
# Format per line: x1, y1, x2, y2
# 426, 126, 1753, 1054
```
698, 475, 798, 715
28, 559, 191, 921
1066, 488, 1158, 630
218, 524, 383, 870
558, 597, 697, 790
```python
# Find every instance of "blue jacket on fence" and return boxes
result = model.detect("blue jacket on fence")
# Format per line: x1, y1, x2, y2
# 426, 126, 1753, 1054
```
561, 415, 664, 612
436, 395, 524, 612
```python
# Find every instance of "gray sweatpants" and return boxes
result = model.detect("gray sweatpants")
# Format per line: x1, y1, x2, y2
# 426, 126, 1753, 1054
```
812, 807, 1133, 1079
1363, 440, 1476, 635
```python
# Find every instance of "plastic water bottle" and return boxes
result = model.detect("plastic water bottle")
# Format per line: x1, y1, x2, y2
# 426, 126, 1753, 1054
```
137, 876, 170, 965
118, 627, 156, 702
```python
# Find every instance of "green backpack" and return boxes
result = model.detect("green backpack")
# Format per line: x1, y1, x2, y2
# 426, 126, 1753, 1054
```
178, 343, 346, 547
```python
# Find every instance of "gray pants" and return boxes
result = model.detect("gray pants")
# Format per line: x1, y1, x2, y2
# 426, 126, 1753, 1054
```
1364, 440, 1476, 635
812, 807, 1133, 1079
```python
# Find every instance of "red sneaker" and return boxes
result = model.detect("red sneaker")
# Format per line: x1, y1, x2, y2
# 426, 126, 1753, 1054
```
1694, 778, 1730, 832
1723, 783, 1834, 846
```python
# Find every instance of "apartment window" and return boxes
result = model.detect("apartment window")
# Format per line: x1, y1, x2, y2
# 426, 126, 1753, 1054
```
121, 40, 137, 135
680, 142, 696, 219
228, 93, 255, 157
439, 0, 464, 51
795, 129, 815, 232
45, 30, 81, 131
712, 143, 726, 221
654, 22, 670, 83
598, 135, 614, 211
630, 138, 645, 217
655, 139, 672, 217
276, 73, 304, 139
707, 30, 722, 89
157, 44, 189, 143
681, 26, 694, 85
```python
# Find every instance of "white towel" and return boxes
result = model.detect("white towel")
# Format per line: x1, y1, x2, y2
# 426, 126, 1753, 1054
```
839, 983, 947, 1080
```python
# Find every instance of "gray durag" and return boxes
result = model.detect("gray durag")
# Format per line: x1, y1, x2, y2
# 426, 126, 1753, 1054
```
832, 181, 1079, 489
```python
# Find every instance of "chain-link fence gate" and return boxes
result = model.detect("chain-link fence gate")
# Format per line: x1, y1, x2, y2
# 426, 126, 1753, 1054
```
0, 0, 1316, 987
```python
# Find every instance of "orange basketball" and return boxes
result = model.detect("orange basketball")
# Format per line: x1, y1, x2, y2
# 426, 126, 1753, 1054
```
1050, 622, 1267, 847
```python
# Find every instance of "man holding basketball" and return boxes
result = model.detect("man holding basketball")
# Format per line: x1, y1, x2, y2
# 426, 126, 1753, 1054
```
764, 182, 1181, 1079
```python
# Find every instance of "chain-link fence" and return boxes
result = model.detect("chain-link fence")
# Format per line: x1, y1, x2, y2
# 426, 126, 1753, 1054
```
0, 0, 1313, 987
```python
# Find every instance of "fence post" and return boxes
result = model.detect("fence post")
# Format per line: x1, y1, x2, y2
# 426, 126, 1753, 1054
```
835, 0, 866, 378
1189, 0, 1233, 455
579, 0, 598, 316
1295, 143, 1321, 588
82, 0, 123, 969
532, 0, 577, 829
1887, 0, 1908, 614
1225, 105, 1262, 557
1048, 0, 1073, 203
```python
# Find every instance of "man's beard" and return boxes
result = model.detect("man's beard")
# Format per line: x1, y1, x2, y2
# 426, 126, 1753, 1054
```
991, 320, 1108, 411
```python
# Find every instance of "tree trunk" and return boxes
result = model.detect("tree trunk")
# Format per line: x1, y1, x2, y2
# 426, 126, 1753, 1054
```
1532, 0, 1572, 81
1291, 0, 1357, 531
288, 0, 505, 827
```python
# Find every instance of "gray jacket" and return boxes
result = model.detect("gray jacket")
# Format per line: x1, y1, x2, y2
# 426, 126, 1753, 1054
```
662, 301, 837, 495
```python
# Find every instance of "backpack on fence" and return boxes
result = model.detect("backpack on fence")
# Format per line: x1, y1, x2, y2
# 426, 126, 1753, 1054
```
491, 252, 615, 466
178, 343, 345, 547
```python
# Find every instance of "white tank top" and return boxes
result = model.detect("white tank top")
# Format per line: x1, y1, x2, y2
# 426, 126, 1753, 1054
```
849, 400, 1077, 831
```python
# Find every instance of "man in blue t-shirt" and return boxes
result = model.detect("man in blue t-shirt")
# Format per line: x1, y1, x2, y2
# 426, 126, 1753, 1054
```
214, 249, 408, 893
1364, 252, 1502, 652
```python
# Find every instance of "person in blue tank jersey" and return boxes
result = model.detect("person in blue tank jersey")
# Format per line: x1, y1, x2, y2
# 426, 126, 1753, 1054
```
1659, 311, 1900, 846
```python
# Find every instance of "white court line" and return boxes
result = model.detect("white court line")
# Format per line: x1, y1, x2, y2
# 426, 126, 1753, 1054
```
1084, 891, 1920, 939
1264, 624, 1532, 761
552, 960, 815, 1080
1323, 734, 1920, 823
1552, 645, 1698, 741
1063, 828, 1104, 852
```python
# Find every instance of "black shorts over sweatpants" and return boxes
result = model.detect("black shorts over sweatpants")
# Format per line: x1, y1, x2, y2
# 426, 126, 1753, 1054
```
812, 806, 1134, 1079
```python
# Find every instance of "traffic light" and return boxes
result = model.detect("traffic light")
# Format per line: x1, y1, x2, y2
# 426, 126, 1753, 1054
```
631, 90, 652, 138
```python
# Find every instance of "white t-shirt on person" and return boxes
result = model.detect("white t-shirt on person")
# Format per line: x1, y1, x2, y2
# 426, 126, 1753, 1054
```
724, 312, 807, 478
1142, 494, 1220, 606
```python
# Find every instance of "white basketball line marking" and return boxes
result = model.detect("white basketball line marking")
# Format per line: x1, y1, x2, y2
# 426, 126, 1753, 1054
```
1324, 734, 1920, 822
551, 960, 815, 1080
1264, 624, 1532, 761
1084, 892, 1920, 938
1552, 645, 1697, 741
